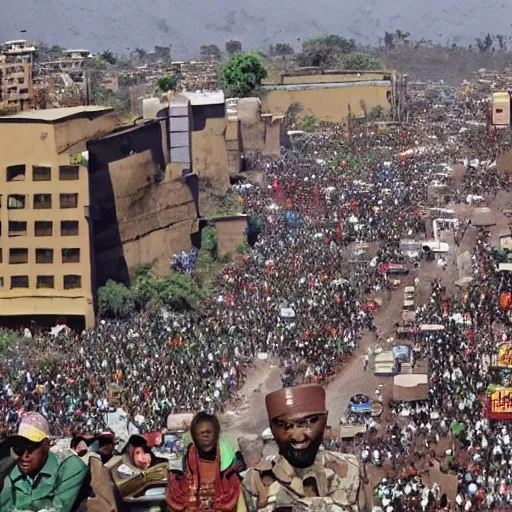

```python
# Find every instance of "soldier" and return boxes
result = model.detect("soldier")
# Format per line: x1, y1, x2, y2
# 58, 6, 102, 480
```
242, 384, 362, 511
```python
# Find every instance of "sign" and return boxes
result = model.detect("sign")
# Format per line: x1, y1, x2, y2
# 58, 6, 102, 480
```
489, 387, 512, 420
498, 343, 512, 368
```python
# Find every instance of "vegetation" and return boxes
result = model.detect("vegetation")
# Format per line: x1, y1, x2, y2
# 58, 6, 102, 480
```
200, 44, 222, 61
0, 330, 20, 356
268, 43, 295, 59
296, 35, 356, 68
341, 52, 383, 70
221, 52, 268, 97
157, 75, 178, 92
283, 102, 303, 129
98, 264, 205, 318
301, 114, 318, 133
225, 40, 242, 55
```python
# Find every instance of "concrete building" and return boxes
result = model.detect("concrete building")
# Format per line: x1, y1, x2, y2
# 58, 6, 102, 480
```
0, 40, 36, 112
262, 68, 406, 124
0, 106, 122, 328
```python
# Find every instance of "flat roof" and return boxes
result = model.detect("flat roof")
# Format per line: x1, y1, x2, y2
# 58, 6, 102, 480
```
181, 90, 225, 106
0, 106, 113, 124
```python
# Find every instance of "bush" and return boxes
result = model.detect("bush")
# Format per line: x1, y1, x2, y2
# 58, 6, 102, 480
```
98, 280, 136, 318
341, 52, 383, 71
201, 226, 218, 258
221, 52, 268, 98
301, 114, 318, 133
157, 75, 178, 92
0, 330, 20, 356
296, 35, 355, 68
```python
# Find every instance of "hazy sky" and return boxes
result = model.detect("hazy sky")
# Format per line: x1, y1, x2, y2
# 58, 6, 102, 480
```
3, 0, 512, 58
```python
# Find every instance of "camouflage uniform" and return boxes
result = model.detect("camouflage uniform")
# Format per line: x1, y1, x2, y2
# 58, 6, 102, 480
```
242, 450, 361, 512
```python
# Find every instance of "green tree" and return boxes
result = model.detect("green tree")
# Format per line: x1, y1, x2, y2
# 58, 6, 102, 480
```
301, 114, 318, 133
221, 52, 268, 98
153, 45, 172, 62
296, 35, 355, 68
34, 42, 65, 63
157, 75, 178, 92
341, 52, 383, 70
284, 102, 303, 129
98, 280, 136, 318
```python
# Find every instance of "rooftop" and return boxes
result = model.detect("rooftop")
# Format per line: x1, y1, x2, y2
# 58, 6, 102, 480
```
181, 90, 225, 106
0, 106, 113, 124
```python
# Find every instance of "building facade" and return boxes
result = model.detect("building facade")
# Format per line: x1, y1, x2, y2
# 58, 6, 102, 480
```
0, 106, 121, 328
0, 40, 36, 112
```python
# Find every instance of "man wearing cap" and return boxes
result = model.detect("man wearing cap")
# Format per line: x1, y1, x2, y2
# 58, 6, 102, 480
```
95, 431, 117, 465
0, 412, 88, 512
242, 385, 361, 511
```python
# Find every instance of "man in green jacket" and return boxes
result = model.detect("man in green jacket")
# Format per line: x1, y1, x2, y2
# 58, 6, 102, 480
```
0, 412, 88, 512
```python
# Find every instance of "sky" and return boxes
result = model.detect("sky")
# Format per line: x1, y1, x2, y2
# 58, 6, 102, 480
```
2, 0, 512, 58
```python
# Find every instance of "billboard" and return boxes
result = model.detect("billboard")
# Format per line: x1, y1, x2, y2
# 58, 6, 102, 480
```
497, 343, 512, 368
489, 387, 512, 420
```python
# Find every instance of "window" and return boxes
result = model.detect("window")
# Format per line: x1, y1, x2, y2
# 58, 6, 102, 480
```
36, 249, 53, 264
35, 221, 52, 237
9, 248, 28, 264
62, 248, 80, 263
33, 166, 51, 181
34, 194, 52, 209
64, 275, 81, 289
59, 166, 79, 181
0, 249, 2, 263
0, 278, 3, 289
60, 193, 78, 209
7, 195, 25, 209
61, 221, 79, 236
37, 276, 54, 289
8, 221, 27, 237
6, 165, 25, 182
11, 276, 28, 288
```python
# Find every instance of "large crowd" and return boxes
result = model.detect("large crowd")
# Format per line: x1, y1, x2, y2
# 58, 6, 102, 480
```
3, 77, 512, 510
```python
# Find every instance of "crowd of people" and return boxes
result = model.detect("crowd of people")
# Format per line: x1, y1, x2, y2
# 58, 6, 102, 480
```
1, 76, 512, 510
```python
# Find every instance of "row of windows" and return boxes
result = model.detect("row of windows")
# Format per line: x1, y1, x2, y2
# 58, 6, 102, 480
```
1, 248, 80, 264
0, 221, 79, 237
0, 275, 82, 290
6, 165, 79, 182
2, 193, 78, 210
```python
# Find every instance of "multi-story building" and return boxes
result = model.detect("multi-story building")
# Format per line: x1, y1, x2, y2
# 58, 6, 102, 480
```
0, 106, 122, 328
0, 40, 36, 112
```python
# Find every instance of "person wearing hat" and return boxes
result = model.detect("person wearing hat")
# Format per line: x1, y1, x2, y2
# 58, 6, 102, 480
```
0, 411, 88, 512
70, 434, 120, 512
242, 385, 362, 511
95, 431, 117, 465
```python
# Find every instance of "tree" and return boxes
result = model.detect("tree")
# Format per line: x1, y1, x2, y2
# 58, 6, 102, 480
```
154, 45, 172, 62
200, 44, 222, 61
296, 35, 355, 68
301, 114, 317, 133
384, 31, 395, 49
225, 40, 242, 55
496, 34, 506, 51
100, 50, 117, 65
341, 52, 383, 71
157, 75, 178, 92
34, 42, 65, 63
269, 43, 294, 59
221, 52, 268, 98
475, 34, 493, 52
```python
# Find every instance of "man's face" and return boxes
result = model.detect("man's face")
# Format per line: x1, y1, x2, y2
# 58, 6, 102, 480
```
194, 420, 218, 454
131, 446, 151, 470
99, 440, 114, 455
270, 412, 327, 469
13, 439, 49, 475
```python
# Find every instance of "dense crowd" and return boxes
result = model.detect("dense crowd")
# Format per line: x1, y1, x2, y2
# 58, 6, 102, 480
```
2, 78, 512, 510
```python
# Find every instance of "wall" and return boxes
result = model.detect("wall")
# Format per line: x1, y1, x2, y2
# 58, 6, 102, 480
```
190, 104, 230, 191
87, 120, 198, 285
262, 84, 392, 124
207, 217, 248, 257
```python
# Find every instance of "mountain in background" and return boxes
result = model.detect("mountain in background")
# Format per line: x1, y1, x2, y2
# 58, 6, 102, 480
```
2, 0, 512, 58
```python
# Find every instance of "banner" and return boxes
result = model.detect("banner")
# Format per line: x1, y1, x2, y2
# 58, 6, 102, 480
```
489, 387, 512, 420
497, 343, 512, 368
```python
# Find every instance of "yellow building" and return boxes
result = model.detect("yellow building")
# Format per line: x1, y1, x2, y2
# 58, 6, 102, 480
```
0, 40, 36, 112
0, 106, 121, 328
262, 68, 403, 124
